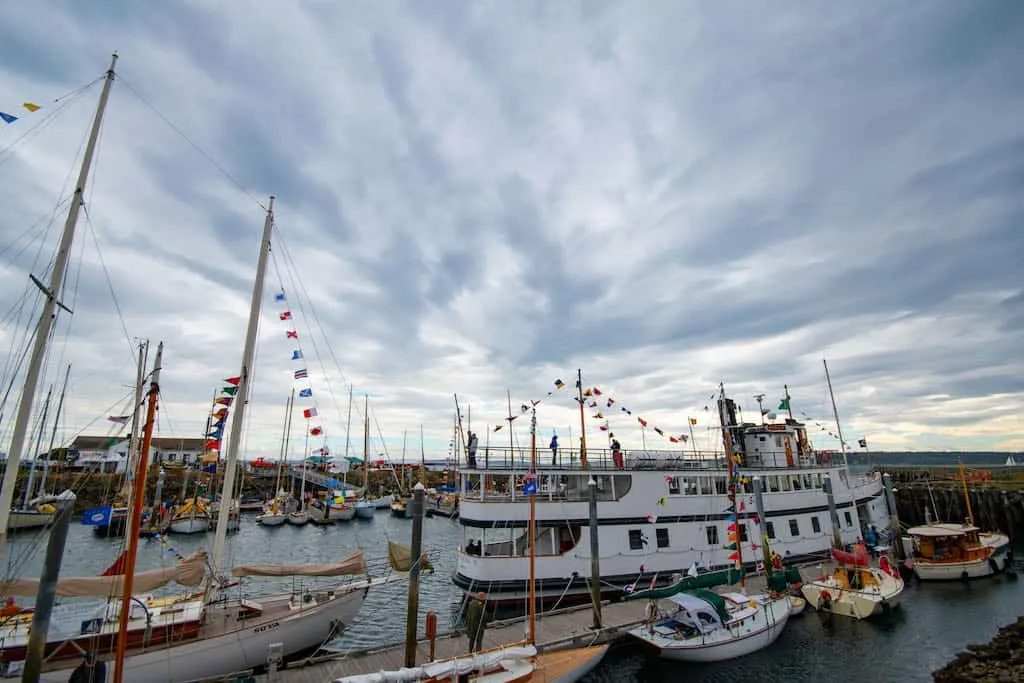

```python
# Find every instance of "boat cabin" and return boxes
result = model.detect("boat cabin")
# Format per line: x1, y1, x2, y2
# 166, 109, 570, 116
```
907, 524, 988, 563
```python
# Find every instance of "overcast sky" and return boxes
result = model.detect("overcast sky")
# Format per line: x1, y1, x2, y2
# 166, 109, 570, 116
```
0, 1, 1021, 462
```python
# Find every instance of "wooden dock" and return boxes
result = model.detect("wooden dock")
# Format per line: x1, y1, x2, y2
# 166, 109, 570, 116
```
194, 569, 803, 683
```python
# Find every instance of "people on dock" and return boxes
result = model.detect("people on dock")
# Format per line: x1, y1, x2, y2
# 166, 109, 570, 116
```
68, 651, 105, 683
467, 432, 479, 468
466, 591, 487, 653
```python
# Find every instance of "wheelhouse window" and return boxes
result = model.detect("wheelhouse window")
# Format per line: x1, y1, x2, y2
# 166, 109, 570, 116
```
811, 516, 822, 534
844, 511, 853, 528
706, 526, 719, 545
667, 477, 681, 495
788, 519, 800, 537
656, 528, 669, 548
628, 529, 644, 550
738, 523, 749, 543
766, 521, 775, 539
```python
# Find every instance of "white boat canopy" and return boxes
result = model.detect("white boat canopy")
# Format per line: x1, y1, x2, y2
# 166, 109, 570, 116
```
907, 523, 979, 537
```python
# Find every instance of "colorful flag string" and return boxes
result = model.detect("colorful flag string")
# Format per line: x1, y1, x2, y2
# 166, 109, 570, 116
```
0, 101, 41, 125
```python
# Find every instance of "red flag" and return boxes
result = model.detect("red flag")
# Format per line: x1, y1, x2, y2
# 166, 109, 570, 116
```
593, 387, 602, 396
669, 436, 679, 443
286, 330, 298, 339
101, 551, 128, 576
303, 407, 318, 419
727, 522, 736, 531
599, 425, 609, 431
215, 397, 233, 406
739, 501, 746, 511
204, 439, 221, 450
224, 376, 241, 386
280, 311, 292, 320
310, 426, 322, 436
638, 418, 648, 427
728, 552, 739, 560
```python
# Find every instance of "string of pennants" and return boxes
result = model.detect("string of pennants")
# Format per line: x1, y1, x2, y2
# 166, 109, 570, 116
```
0, 101, 41, 125
204, 376, 239, 461
491, 377, 700, 446
273, 290, 330, 458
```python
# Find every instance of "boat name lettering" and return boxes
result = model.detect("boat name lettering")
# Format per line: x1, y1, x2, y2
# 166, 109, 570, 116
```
253, 622, 280, 633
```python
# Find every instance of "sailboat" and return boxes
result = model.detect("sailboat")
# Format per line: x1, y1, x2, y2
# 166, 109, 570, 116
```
287, 425, 311, 526
336, 406, 606, 683
625, 385, 790, 661
903, 458, 1011, 580
259, 389, 294, 527
0, 67, 385, 679
355, 394, 376, 519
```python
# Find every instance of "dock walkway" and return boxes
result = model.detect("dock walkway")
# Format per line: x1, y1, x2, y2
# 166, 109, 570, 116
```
197, 570, 795, 683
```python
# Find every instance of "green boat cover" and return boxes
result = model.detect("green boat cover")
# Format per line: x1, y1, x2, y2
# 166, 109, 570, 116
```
625, 567, 745, 600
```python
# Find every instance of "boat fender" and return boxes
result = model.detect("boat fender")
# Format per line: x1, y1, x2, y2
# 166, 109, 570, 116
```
880, 598, 891, 614
960, 570, 969, 582
989, 558, 1000, 574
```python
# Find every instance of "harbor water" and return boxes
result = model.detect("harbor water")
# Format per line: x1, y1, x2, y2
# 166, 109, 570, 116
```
5, 505, 1024, 682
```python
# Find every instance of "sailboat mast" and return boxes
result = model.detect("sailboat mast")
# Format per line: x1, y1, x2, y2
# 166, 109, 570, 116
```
528, 407, 538, 643
362, 394, 369, 490
41, 364, 72, 498
113, 342, 163, 683
127, 341, 150, 485
419, 425, 425, 486
717, 384, 745, 588
576, 369, 589, 468
210, 197, 275, 582
958, 457, 974, 525
343, 384, 353, 464
823, 359, 850, 473
0, 54, 118, 555
22, 384, 52, 510
280, 388, 295, 497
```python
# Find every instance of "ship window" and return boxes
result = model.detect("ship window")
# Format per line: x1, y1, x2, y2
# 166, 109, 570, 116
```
812, 517, 821, 534
759, 436, 767, 442
775, 436, 783, 447
706, 526, 719, 545
656, 528, 670, 548
167, 453, 177, 462
788, 519, 800, 536
766, 521, 775, 539
714, 478, 726, 495
667, 477, 680, 495
781, 476, 791, 492
792, 477, 802, 490
844, 511, 853, 528
628, 529, 644, 550
768, 476, 780, 492
738, 523, 749, 543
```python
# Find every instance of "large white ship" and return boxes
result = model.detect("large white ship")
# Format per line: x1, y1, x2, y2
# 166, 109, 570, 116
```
454, 394, 893, 604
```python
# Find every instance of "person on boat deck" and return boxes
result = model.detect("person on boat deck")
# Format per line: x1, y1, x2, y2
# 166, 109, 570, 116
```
864, 526, 878, 548
68, 651, 105, 683
467, 432, 479, 468
611, 438, 624, 469
549, 434, 559, 464
466, 591, 488, 653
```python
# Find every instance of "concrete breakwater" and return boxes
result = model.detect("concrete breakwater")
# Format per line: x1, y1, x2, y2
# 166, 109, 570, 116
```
933, 615, 1024, 682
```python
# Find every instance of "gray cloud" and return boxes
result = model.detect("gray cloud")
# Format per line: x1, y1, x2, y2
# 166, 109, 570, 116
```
0, 0, 1021, 458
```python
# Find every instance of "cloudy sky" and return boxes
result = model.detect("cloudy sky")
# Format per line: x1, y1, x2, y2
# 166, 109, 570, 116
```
0, 1, 1021, 463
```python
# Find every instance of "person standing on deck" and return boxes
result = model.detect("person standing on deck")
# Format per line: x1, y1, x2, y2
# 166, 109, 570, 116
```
467, 432, 479, 468
549, 434, 559, 465
466, 591, 487, 652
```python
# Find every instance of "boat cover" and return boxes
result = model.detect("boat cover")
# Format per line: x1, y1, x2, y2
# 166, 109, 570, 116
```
626, 568, 744, 600
232, 549, 366, 577
1, 551, 208, 597
333, 645, 538, 683
830, 547, 869, 566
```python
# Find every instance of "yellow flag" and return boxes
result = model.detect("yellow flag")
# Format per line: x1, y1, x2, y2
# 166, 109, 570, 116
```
22, 102, 39, 112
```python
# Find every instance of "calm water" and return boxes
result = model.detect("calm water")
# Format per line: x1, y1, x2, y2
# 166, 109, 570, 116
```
5, 511, 1024, 682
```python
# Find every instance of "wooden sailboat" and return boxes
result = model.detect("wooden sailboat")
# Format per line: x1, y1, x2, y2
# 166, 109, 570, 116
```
903, 458, 1011, 580
259, 389, 294, 527
0, 101, 382, 677
355, 394, 376, 519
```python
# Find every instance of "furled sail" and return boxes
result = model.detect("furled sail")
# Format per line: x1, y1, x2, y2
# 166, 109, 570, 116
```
625, 567, 744, 601
232, 549, 366, 577
1, 551, 208, 597
387, 541, 434, 573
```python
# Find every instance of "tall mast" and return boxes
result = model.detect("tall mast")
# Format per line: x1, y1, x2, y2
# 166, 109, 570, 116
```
127, 341, 150, 490
113, 342, 162, 683
506, 389, 514, 461
41, 364, 72, 498
0, 53, 118, 557
527, 407, 538, 643
823, 359, 850, 474
22, 384, 52, 510
958, 457, 974, 525
280, 388, 295, 498
361, 393, 368, 491
576, 369, 589, 468
343, 384, 353, 478
717, 383, 744, 588
210, 197, 275, 582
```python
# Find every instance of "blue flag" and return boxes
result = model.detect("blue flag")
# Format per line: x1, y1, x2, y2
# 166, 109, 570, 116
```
299, 388, 312, 398
274, 292, 286, 301
292, 350, 302, 360
523, 480, 538, 495
81, 506, 112, 526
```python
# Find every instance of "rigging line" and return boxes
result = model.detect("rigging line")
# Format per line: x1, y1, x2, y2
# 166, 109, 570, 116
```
81, 205, 137, 363
272, 227, 354, 393
116, 77, 266, 211
0, 196, 73, 266
268, 231, 347, 429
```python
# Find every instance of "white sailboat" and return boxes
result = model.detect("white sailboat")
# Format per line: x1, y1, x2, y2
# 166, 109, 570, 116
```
0, 69, 388, 679
355, 395, 375, 519
260, 389, 294, 527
